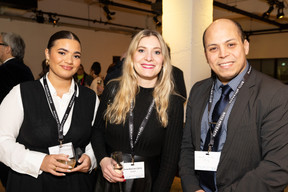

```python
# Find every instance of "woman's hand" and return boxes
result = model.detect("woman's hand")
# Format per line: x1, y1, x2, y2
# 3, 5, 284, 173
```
99, 157, 125, 183
40, 154, 71, 176
71, 154, 91, 173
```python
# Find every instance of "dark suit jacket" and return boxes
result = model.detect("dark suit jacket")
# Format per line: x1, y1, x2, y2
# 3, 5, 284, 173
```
179, 69, 288, 192
172, 65, 186, 99
0, 58, 34, 103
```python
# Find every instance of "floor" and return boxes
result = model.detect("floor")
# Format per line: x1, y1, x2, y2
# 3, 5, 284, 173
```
2, 177, 287, 192
0, 177, 183, 192
0, 181, 3, 192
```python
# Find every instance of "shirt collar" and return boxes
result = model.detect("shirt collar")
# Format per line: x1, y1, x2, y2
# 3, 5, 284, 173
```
41, 73, 79, 97
215, 61, 250, 92
2, 57, 15, 64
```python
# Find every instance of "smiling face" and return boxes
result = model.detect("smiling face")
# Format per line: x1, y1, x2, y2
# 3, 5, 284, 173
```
204, 19, 249, 84
133, 35, 164, 88
45, 39, 81, 81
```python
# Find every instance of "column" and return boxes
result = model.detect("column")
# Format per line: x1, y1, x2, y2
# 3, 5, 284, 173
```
162, 0, 213, 96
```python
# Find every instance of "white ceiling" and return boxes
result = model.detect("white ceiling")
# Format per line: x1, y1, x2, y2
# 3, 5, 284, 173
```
64, 0, 288, 34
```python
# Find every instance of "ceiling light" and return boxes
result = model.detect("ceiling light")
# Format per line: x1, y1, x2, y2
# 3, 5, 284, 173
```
48, 14, 59, 25
153, 15, 161, 27
263, 0, 285, 19
35, 11, 45, 23
262, 4, 274, 18
276, 1, 285, 19
277, 8, 284, 18
103, 5, 115, 21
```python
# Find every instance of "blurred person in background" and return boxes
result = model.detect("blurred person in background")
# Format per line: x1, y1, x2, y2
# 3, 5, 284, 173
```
74, 64, 93, 87
90, 61, 104, 97
0, 31, 34, 189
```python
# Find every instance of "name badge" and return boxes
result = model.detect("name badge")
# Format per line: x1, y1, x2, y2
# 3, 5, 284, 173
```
194, 151, 221, 171
48, 142, 74, 158
123, 162, 145, 179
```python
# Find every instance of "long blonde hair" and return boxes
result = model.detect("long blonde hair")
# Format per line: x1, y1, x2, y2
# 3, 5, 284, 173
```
105, 29, 174, 127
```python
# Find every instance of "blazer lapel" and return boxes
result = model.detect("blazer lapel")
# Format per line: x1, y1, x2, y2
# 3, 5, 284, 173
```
195, 80, 213, 150
219, 70, 256, 161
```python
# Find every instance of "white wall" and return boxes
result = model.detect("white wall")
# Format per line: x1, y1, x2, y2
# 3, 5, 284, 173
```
0, 0, 156, 78
1, 17, 134, 78
248, 33, 288, 59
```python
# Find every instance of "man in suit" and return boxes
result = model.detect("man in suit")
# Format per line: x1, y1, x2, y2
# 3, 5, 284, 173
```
0, 32, 34, 188
179, 19, 288, 191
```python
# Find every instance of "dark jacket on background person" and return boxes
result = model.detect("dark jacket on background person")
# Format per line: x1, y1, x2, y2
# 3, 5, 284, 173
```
0, 58, 34, 104
0, 57, 34, 188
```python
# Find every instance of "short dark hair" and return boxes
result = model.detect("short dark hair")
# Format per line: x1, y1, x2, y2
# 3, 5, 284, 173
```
202, 19, 246, 50
47, 30, 81, 50
91, 61, 101, 75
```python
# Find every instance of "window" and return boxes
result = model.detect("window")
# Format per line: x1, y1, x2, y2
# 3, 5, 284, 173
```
248, 58, 288, 84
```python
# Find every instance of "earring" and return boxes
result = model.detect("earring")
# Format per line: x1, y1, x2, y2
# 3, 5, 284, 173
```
46, 59, 49, 66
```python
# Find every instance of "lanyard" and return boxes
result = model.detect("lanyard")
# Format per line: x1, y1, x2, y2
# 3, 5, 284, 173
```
207, 65, 252, 152
129, 99, 155, 164
43, 75, 77, 146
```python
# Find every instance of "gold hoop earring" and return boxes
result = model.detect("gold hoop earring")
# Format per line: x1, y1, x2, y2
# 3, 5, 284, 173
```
46, 59, 49, 66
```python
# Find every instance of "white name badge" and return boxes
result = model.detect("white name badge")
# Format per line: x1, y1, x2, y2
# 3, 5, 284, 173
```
194, 151, 221, 171
123, 162, 145, 180
48, 142, 74, 158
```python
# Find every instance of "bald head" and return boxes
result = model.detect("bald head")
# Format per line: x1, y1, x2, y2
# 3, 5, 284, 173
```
202, 19, 246, 50
202, 18, 250, 85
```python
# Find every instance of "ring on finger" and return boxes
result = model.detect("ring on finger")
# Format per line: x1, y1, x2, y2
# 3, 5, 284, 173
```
54, 166, 57, 171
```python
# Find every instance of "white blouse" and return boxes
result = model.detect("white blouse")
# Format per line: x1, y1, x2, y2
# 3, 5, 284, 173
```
0, 76, 99, 178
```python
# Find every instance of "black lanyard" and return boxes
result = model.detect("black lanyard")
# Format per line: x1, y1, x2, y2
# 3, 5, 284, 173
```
206, 65, 252, 152
129, 99, 155, 164
43, 75, 77, 145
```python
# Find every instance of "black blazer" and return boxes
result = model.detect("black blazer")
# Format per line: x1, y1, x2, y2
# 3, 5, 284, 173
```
0, 58, 34, 103
179, 69, 288, 192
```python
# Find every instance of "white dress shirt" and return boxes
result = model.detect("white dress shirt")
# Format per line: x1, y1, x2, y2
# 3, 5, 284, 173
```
0, 75, 99, 178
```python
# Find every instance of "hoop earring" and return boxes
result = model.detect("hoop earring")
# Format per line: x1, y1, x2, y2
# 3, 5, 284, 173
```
46, 59, 49, 66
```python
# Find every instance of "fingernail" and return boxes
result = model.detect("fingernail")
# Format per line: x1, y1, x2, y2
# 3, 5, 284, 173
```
121, 175, 124, 178
123, 179, 126, 182
68, 166, 72, 169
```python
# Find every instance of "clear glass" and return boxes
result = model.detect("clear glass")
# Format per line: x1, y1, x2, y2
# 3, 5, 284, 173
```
58, 145, 76, 170
111, 151, 124, 192
111, 151, 123, 173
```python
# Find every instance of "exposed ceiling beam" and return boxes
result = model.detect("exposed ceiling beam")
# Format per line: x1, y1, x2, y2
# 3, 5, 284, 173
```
214, 1, 288, 29
245, 28, 288, 36
101, 0, 158, 15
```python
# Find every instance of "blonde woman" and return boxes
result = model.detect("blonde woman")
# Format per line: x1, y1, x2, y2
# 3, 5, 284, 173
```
91, 29, 185, 192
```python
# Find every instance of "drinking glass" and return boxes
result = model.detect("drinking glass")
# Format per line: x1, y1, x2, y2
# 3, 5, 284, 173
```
111, 151, 124, 192
58, 145, 76, 170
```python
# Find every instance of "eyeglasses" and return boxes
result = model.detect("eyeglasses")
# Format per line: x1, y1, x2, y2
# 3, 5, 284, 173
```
0, 43, 7, 46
